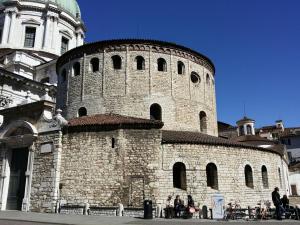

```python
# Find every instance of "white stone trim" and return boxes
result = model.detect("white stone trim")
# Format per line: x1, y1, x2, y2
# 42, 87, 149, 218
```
22, 147, 34, 211
21, 19, 41, 26
0, 120, 38, 138
59, 29, 72, 39
0, 149, 11, 211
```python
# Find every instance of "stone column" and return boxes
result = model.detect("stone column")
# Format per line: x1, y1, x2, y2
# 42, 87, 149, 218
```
1, 11, 11, 45
0, 145, 8, 211
22, 145, 35, 212
76, 30, 84, 47
43, 15, 52, 49
7, 11, 17, 45
51, 131, 63, 213
243, 124, 247, 135
51, 16, 58, 50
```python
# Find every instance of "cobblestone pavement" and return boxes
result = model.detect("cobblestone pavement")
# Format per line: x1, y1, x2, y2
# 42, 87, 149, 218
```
0, 212, 299, 225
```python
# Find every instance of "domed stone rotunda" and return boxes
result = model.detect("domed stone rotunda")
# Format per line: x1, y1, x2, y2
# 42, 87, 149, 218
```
52, 39, 289, 212
0, 1, 290, 215
56, 39, 218, 135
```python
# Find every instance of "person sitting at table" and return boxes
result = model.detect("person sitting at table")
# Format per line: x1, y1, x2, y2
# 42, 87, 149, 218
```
186, 195, 196, 218
174, 195, 184, 218
165, 195, 174, 218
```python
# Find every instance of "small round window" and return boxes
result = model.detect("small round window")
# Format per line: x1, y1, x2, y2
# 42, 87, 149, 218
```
191, 72, 200, 84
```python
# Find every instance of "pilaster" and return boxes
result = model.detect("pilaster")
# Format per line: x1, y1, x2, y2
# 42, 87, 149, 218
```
51, 16, 59, 51
51, 131, 63, 213
22, 144, 35, 211
0, 145, 8, 210
43, 15, 52, 49
1, 11, 11, 45
7, 10, 17, 44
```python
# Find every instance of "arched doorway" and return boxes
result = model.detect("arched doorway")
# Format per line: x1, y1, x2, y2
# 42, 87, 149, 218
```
6, 148, 29, 210
0, 121, 37, 211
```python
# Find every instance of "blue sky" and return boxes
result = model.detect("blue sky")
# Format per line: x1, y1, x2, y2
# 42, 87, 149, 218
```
77, 0, 300, 128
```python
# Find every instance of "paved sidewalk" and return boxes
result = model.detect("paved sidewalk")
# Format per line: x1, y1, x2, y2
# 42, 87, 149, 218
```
0, 211, 299, 225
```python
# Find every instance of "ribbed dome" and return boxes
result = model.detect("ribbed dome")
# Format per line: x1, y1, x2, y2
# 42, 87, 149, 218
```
0, 0, 81, 18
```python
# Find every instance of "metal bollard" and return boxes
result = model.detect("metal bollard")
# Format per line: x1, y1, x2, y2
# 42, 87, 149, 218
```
209, 208, 213, 219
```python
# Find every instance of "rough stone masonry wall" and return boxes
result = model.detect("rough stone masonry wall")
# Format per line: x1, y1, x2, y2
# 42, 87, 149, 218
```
30, 131, 62, 213
58, 45, 218, 136
60, 129, 161, 207
121, 129, 162, 207
156, 143, 289, 208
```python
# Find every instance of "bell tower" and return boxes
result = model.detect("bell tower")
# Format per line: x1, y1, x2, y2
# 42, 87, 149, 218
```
236, 117, 255, 136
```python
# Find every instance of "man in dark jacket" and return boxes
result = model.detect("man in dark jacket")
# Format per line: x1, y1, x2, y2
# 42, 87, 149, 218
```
272, 187, 283, 220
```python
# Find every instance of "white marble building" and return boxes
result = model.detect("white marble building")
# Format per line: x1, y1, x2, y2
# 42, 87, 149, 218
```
0, 0, 85, 110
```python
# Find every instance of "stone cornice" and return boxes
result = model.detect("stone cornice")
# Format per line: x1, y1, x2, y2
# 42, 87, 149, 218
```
57, 39, 216, 75
0, 68, 57, 95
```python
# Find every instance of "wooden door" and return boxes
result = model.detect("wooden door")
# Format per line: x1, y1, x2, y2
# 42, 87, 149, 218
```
6, 149, 29, 210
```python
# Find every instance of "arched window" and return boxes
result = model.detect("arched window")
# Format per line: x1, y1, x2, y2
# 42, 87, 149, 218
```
173, 162, 187, 190
61, 69, 67, 82
245, 165, 254, 188
73, 62, 81, 76
206, 163, 218, 189
239, 126, 245, 136
78, 107, 87, 117
112, 55, 122, 70
246, 125, 252, 135
157, 58, 167, 72
278, 168, 282, 188
200, 111, 207, 133
206, 74, 210, 85
262, 166, 269, 189
150, 104, 162, 121
177, 61, 185, 75
191, 72, 201, 84
136, 56, 145, 70
90, 58, 99, 72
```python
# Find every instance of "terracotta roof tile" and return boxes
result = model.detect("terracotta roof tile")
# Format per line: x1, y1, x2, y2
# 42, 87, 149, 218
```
65, 114, 164, 132
162, 130, 284, 156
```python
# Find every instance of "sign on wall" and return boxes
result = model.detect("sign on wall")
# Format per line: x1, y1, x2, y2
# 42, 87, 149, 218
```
40, 142, 53, 153
211, 193, 225, 219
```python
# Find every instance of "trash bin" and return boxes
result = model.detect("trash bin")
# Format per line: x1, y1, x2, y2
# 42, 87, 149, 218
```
144, 200, 153, 219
